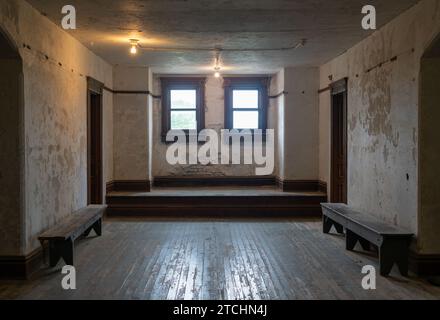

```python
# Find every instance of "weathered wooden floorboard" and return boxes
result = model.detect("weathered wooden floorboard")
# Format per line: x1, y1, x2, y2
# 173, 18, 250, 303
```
2, 218, 440, 300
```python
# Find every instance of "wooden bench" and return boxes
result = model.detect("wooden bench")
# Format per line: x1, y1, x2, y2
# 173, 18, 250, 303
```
321, 203, 413, 276
38, 205, 106, 267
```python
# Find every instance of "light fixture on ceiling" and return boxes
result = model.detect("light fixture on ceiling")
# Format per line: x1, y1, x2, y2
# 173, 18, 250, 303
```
129, 39, 139, 55
214, 67, 221, 78
214, 49, 221, 78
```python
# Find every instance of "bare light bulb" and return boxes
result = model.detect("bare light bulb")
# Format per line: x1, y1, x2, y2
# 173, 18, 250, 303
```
214, 71, 221, 78
129, 39, 139, 55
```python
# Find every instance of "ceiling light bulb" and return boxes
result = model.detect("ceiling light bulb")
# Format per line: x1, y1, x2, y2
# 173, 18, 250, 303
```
214, 71, 221, 78
129, 39, 139, 55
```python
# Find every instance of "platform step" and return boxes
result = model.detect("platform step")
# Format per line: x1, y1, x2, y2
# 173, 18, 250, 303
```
106, 189, 326, 217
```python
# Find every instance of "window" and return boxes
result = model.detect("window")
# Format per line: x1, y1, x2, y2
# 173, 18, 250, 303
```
170, 90, 197, 130
161, 78, 206, 140
224, 77, 269, 131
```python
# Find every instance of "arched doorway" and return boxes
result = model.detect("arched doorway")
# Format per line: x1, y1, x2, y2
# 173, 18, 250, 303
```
418, 33, 440, 275
0, 27, 24, 258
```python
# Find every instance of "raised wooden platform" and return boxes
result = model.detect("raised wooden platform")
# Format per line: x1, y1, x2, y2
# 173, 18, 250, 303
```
106, 187, 327, 217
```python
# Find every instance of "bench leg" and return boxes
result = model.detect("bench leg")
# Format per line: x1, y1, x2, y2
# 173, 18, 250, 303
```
61, 240, 74, 266
358, 238, 371, 252
92, 219, 102, 236
49, 241, 61, 267
346, 229, 357, 251
83, 226, 93, 238
346, 229, 371, 252
323, 216, 344, 234
323, 216, 332, 233
379, 239, 410, 277
49, 240, 74, 267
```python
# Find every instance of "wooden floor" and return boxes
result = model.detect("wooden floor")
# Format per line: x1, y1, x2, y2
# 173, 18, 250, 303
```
1, 217, 440, 300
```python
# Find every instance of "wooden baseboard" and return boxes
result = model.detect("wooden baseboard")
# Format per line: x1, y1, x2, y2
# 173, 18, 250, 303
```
277, 178, 327, 193
0, 248, 43, 280
106, 180, 151, 193
153, 176, 277, 188
409, 252, 440, 276
318, 181, 328, 193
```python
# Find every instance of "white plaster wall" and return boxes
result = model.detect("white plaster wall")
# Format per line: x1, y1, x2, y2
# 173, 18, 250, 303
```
318, 0, 440, 253
283, 67, 319, 180
152, 75, 267, 177
270, 69, 285, 179
113, 66, 150, 181
0, 0, 113, 255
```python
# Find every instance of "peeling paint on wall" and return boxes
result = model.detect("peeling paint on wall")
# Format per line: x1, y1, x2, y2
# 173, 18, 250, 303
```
1, 0, 113, 255
319, 0, 440, 255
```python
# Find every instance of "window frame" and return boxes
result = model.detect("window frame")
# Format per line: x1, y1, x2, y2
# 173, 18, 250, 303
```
161, 77, 206, 142
224, 77, 270, 132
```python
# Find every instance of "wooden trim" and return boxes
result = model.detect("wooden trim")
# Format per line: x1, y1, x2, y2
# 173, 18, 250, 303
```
0, 247, 44, 280
153, 176, 277, 188
409, 252, 440, 276
87, 77, 104, 205
330, 78, 348, 203
318, 86, 331, 94
318, 181, 328, 194
160, 77, 206, 142
224, 77, 269, 131
87, 77, 104, 94
106, 181, 115, 193
330, 78, 348, 95
277, 178, 327, 193
106, 180, 151, 193
103, 87, 161, 99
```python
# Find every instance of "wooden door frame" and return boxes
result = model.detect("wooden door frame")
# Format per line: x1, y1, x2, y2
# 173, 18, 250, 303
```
87, 77, 104, 205
330, 78, 348, 203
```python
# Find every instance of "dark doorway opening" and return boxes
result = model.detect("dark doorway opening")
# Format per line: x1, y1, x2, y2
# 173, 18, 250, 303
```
330, 78, 347, 203
0, 27, 24, 259
87, 77, 104, 205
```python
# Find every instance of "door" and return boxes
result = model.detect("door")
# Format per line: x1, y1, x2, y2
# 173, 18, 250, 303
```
87, 78, 103, 205
330, 78, 347, 203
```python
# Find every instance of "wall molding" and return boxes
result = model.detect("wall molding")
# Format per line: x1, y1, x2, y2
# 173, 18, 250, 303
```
153, 176, 277, 188
409, 252, 440, 276
106, 180, 151, 193
269, 91, 288, 99
277, 178, 327, 193
103, 87, 161, 99
0, 247, 44, 280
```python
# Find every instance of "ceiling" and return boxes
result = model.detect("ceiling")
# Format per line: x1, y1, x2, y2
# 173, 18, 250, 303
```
27, 0, 418, 74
